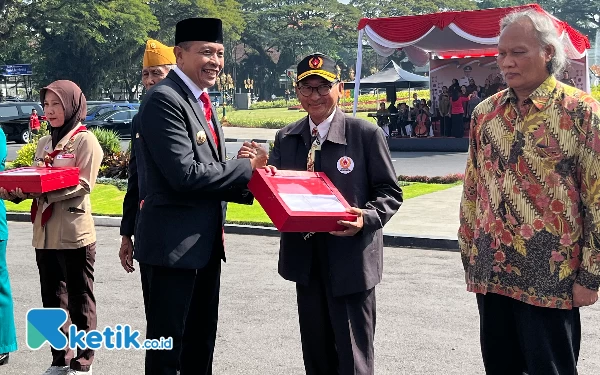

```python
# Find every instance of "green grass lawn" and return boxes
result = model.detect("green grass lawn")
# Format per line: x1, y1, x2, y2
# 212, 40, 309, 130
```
4, 182, 460, 225
4, 185, 127, 216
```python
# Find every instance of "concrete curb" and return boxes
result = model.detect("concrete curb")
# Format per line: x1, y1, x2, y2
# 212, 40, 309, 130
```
7, 212, 459, 251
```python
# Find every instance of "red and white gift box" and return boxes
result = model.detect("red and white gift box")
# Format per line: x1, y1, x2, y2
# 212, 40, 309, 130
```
248, 169, 356, 232
0, 167, 80, 193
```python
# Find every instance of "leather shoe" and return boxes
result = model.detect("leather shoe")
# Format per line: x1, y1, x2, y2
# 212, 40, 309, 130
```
0, 353, 9, 366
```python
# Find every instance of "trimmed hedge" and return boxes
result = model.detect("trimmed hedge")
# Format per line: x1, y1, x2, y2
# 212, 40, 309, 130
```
247, 90, 432, 110
398, 173, 464, 184
222, 118, 288, 129
95, 175, 454, 193
96, 177, 128, 191
251, 99, 300, 109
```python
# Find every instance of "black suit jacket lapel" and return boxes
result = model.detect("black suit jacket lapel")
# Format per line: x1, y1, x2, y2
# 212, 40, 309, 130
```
211, 105, 226, 161
286, 116, 311, 149
285, 116, 311, 170
166, 71, 220, 160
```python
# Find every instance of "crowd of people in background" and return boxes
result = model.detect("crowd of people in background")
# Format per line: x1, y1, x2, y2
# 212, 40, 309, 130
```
375, 68, 579, 139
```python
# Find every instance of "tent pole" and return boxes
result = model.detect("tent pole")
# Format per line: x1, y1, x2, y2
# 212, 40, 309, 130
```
585, 52, 591, 94
353, 29, 364, 117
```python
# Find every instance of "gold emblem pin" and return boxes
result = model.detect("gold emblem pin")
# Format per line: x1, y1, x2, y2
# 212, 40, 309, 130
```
196, 130, 207, 145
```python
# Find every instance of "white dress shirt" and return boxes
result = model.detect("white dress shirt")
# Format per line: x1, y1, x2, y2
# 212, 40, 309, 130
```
308, 109, 336, 143
173, 66, 209, 117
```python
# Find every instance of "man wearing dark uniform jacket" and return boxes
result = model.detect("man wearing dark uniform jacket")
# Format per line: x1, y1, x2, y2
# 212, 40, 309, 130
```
266, 53, 403, 375
119, 38, 176, 276
134, 18, 268, 375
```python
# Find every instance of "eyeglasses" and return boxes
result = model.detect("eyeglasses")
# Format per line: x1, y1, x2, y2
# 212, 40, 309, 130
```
297, 81, 338, 97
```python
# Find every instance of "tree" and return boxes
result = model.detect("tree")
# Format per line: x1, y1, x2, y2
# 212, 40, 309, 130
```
0, 1, 159, 98
148, 0, 246, 92
32, 0, 159, 98
238, 0, 361, 98
350, 0, 475, 18
476, 0, 525, 9
534, 0, 599, 36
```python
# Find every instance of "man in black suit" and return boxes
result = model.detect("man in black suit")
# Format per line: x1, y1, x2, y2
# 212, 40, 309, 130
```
266, 53, 403, 375
134, 18, 268, 375
119, 38, 176, 275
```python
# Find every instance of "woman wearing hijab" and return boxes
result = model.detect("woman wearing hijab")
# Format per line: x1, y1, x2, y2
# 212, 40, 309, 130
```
0, 80, 103, 375
0, 127, 16, 367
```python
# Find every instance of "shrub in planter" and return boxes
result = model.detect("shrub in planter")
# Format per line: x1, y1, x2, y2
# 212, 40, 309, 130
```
11, 126, 52, 168
593, 85, 600, 102
12, 141, 37, 167
89, 128, 121, 156
99, 151, 130, 179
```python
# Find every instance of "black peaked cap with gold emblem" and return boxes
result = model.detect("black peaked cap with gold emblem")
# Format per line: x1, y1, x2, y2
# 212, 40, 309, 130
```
175, 18, 223, 45
296, 53, 339, 83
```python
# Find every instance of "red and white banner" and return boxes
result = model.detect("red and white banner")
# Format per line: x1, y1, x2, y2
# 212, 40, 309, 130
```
352, 4, 592, 114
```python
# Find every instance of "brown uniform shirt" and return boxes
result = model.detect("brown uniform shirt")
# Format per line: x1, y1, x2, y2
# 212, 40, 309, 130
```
32, 125, 103, 249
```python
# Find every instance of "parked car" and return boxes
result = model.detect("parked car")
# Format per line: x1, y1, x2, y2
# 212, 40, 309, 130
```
85, 109, 138, 137
85, 102, 140, 121
207, 91, 222, 107
86, 100, 112, 111
0, 101, 46, 143
5, 96, 26, 102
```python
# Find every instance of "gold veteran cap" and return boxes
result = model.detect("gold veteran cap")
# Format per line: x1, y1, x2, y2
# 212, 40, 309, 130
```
143, 39, 176, 68
296, 53, 339, 83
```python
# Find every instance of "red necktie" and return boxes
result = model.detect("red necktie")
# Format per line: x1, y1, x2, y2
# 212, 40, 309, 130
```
198, 92, 224, 253
199, 92, 219, 144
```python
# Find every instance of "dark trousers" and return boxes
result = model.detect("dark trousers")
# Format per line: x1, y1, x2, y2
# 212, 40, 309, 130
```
451, 114, 464, 138
140, 247, 222, 375
440, 115, 451, 136
388, 117, 398, 136
398, 119, 407, 137
296, 237, 376, 375
477, 293, 581, 375
35, 244, 97, 372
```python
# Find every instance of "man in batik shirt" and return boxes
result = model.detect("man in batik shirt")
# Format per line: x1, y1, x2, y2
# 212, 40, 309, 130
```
458, 9, 600, 375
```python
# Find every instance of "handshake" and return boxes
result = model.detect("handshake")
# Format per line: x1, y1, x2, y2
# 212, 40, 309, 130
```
237, 141, 269, 171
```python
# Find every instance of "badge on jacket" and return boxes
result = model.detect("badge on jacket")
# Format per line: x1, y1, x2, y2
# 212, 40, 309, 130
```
196, 130, 207, 145
337, 156, 354, 174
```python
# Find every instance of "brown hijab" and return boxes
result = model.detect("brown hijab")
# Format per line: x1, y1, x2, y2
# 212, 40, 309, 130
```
40, 80, 87, 148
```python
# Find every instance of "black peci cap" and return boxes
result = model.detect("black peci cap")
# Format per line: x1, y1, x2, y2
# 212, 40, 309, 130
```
296, 53, 339, 83
175, 18, 223, 45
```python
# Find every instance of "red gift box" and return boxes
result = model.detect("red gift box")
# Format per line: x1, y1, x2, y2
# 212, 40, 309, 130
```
248, 169, 356, 232
0, 167, 80, 193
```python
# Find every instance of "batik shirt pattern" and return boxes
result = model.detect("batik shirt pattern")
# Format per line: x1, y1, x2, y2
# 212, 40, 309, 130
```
458, 76, 600, 309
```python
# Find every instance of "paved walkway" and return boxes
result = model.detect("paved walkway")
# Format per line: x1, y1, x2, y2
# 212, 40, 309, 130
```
385, 185, 462, 239
4, 224, 599, 375
222, 126, 278, 141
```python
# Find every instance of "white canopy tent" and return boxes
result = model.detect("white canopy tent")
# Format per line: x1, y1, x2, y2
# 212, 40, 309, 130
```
352, 4, 592, 115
